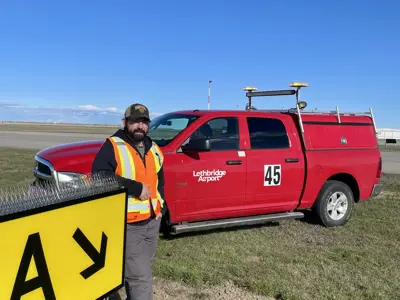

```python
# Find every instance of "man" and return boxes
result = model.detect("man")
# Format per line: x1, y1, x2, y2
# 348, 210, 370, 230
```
92, 103, 166, 300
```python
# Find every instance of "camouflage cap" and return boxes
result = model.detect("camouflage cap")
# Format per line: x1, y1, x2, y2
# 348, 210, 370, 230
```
124, 103, 150, 122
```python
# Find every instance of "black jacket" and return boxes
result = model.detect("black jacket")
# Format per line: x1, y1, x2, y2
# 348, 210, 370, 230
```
91, 129, 166, 222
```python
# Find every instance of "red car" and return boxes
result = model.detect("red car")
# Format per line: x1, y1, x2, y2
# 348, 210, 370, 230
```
31, 83, 382, 235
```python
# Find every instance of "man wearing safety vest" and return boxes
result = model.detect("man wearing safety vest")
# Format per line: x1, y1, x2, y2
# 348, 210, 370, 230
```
92, 103, 166, 300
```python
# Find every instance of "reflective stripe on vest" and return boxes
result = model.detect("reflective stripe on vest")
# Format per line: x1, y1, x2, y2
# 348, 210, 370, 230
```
108, 136, 164, 223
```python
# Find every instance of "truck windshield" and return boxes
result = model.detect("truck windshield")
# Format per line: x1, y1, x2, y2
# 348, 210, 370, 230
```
147, 113, 200, 146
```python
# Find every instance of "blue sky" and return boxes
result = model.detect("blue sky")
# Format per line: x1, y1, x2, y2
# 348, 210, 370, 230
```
0, 0, 399, 127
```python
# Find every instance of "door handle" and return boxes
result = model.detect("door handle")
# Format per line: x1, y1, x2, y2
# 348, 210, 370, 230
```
226, 160, 242, 165
285, 158, 299, 163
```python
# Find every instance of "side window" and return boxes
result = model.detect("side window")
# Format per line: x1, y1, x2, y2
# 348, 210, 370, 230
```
184, 117, 239, 151
246, 117, 289, 149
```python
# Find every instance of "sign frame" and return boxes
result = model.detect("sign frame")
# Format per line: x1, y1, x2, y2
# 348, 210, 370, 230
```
0, 187, 128, 300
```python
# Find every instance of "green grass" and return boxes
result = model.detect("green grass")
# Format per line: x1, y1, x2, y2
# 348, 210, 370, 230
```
156, 174, 400, 300
0, 147, 37, 189
0, 123, 119, 134
1, 147, 399, 300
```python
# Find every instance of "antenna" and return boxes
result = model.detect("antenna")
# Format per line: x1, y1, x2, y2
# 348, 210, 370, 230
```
242, 82, 308, 111
240, 82, 377, 151
242, 86, 258, 110
289, 82, 308, 107
208, 80, 212, 110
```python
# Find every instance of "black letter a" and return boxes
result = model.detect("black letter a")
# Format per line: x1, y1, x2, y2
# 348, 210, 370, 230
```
11, 232, 56, 300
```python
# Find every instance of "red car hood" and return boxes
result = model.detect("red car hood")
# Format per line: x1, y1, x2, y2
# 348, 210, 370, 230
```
36, 139, 105, 174
36, 139, 170, 175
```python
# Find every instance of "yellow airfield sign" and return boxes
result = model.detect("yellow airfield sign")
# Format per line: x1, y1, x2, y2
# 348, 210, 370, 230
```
0, 189, 127, 300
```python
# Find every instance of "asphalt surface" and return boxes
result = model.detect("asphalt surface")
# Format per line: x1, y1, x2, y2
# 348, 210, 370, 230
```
380, 151, 400, 174
0, 131, 399, 174
0, 131, 107, 150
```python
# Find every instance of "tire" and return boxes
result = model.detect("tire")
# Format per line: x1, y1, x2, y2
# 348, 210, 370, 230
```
159, 208, 172, 237
312, 180, 354, 227
160, 216, 171, 236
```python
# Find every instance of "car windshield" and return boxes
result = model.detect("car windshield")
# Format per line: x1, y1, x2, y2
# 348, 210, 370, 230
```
147, 113, 200, 146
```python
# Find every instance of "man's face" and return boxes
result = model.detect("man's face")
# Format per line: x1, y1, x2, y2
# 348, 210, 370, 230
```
125, 118, 149, 141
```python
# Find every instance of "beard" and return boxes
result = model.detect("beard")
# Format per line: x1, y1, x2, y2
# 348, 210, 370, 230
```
126, 127, 146, 142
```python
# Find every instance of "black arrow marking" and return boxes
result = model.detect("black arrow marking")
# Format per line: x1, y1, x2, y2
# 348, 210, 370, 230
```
73, 228, 108, 279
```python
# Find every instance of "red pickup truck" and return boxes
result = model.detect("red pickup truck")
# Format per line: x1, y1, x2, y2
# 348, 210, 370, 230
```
31, 83, 382, 235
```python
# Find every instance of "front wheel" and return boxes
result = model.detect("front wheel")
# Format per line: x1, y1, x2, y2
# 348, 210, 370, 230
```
312, 180, 354, 227
159, 208, 172, 237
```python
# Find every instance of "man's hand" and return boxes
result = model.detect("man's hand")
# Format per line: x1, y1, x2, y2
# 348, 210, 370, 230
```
139, 183, 150, 200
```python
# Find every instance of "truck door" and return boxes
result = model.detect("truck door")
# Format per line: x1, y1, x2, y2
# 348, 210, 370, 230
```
174, 116, 246, 221
244, 115, 305, 213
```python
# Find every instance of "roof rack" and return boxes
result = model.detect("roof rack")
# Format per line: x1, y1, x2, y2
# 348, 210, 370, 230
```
242, 82, 378, 149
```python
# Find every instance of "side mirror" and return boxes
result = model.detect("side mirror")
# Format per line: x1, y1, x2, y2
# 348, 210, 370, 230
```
161, 120, 172, 126
182, 138, 211, 152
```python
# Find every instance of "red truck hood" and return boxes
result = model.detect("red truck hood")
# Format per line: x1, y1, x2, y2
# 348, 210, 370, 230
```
36, 138, 170, 175
36, 139, 105, 174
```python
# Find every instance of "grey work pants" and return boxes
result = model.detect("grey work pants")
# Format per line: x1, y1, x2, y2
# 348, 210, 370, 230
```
107, 217, 161, 300
124, 217, 161, 300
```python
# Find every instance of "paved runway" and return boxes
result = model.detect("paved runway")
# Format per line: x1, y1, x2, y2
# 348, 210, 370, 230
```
380, 151, 400, 174
0, 131, 399, 174
0, 131, 108, 150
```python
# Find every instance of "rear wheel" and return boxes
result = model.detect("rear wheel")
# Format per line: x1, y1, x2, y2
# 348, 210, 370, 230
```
312, 180, 354, 227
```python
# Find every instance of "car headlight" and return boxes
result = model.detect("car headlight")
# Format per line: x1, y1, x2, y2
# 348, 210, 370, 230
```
57, 172, 89, 187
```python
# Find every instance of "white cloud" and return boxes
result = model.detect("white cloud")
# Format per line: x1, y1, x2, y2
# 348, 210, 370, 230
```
104, 107, 119, 113
0, 101, 163, 124
76, 105, 101, 111
0, 100, 22, 108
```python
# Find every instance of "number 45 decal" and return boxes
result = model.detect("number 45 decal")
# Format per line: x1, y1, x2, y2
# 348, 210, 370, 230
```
264, 165, 281, 186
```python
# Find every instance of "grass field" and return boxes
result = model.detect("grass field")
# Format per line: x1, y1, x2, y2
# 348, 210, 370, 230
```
1, 147, 400, 300
0, 123, 119, 135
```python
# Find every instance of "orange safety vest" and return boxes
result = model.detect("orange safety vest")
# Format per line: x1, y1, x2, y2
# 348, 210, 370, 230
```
108, 136, 165, 223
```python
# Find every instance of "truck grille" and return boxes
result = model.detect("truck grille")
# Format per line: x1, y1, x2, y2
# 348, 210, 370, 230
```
37, 161, 52, 176
33, 155, 55, 183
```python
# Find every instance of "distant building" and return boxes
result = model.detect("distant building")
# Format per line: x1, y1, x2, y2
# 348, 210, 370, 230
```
377, 128, 400, 140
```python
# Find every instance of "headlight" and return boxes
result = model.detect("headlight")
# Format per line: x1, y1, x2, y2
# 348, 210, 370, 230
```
57, 172, 89, 187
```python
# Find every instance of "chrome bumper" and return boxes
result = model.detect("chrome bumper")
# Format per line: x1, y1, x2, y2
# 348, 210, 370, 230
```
370, 183, 382, 198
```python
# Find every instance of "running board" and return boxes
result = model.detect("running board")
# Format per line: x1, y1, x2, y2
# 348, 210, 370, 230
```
170, 211, 304, 235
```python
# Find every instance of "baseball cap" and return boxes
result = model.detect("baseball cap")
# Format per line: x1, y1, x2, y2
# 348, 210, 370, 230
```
124, 103, 150, 122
